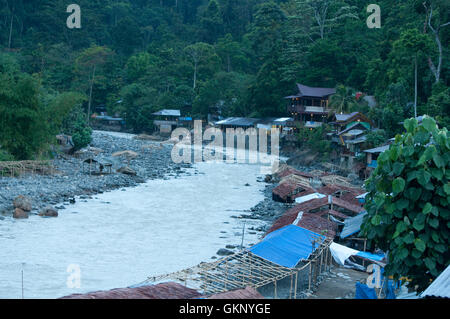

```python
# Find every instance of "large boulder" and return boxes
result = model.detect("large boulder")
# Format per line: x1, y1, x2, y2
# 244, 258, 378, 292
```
117, 166, 137, 176
13, 208, 29, 219
217, 248, 234, 256
13, 195, 32, 212
39, 206, 58, 217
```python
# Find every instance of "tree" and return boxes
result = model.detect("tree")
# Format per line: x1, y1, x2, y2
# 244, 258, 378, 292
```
393, 29, 432, 118
200, 0, 224, 43
361, 116, 450, 292
293, 0, 358, 40
365, 129, 387, 149
58, 93, 92, 151
216, 33, 247, 72
423, 1, 450, 84
0, 72, 64, 159
184, 42, 216, 89
329, 84, 357, 114
75, 45, 113, 124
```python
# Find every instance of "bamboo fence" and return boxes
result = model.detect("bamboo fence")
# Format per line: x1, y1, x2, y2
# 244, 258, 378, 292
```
0, 160, 55, 177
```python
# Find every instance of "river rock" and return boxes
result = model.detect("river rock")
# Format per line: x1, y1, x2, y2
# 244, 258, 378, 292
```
217, 248, 234, 256
13, 208, 29, 219
117, 166, 137, 176
39, 206, 58, 217
13, 195, 32, 212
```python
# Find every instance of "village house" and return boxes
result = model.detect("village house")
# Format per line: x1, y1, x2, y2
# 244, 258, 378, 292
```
215, 117, 260, 131
153, 109, 181, 136
327, 112, 375, 171
285, 83, 336, 129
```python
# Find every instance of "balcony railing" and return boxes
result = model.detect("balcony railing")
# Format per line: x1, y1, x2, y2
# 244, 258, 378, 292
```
304, 121, 323, 128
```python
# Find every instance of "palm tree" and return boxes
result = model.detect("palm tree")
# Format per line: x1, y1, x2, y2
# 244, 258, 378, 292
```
329, 84, 357, 114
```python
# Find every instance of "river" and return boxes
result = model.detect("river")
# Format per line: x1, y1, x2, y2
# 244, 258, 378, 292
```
0, 160, 268, 299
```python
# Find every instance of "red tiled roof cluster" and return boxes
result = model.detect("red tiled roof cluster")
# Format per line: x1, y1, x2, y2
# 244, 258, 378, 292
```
59, 282, 202, 299
267, 196, 364, 235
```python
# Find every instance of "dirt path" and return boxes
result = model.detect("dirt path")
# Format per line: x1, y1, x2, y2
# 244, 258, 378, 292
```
308, 266, 368, 299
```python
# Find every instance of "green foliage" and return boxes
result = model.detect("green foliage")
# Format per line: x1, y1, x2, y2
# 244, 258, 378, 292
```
296, 124, 333, 159
120, 83, 157, 133
365, 129, 387, 149
0, 71, 51, 160
60, 96, 92, 151
0, 0, 448, 146
361, 116, 450, 292
0, 150, 15, 162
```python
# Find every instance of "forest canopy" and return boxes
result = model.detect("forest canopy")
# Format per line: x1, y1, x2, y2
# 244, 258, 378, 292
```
0, 0, 449, 159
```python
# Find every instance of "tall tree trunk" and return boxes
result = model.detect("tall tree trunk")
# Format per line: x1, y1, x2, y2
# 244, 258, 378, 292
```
423, 5, 450, 84
87, 65, 96, 125
193, 62, 197, 89
414, 56, 418, 118
8, 13, 13, 49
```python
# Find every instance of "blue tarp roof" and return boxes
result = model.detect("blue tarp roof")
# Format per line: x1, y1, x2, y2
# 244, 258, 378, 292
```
355, 251, 385, 262
248, 225, 326, 268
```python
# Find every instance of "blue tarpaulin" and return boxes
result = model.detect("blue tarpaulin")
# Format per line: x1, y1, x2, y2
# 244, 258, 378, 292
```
355, 251, 385, 262
248, 225, 326, 268
355, 282, 378, 299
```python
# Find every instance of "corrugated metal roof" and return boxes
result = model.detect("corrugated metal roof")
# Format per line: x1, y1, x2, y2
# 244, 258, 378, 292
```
59, 282, 202, 299
340, 212, 368, 239
294, 212, 338, 238
268, 196, 363, 235
335, 112, 359, 122
207, 287, 265, 299
153, 109, 181, 117
215, 117, 260, 127
296, 83, 336, 98
421, 265, 450, 298
338, 122, 369, 136
363, 144, 390, 154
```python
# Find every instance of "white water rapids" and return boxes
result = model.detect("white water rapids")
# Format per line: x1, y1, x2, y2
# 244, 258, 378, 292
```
0, 159, 270, 299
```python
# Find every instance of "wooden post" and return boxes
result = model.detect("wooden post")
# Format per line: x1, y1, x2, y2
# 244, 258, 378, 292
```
274, 280, 277, 299
320, 251, 323, 274
294, 271, 298, 299
308, 262, 312, 291
289, 274, 293, 299
363, 239, 367, 268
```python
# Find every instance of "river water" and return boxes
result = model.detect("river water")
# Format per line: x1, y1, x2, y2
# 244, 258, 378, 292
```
0, 160, 268, 299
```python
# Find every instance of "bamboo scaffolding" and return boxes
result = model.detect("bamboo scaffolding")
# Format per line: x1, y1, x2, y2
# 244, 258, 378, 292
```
142, 239, 332, 298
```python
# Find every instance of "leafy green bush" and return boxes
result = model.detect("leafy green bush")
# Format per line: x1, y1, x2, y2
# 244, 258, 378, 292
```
61, 104, 92, 151
0, 149, 15, 162
296, 124, 332, 159
365, 129, 387, 149
361, 116, 449, 292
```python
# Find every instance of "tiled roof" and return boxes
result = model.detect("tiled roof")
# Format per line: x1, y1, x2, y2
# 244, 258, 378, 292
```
207, 287, 265, 299
296, 83, 336, 98
267, 196, 364, 235
59, 282, 202, 299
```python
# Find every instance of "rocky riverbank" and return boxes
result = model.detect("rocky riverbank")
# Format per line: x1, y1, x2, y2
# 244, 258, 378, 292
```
0, 131, 191, 217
